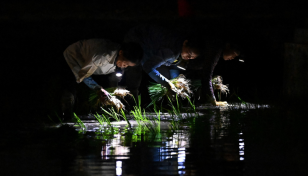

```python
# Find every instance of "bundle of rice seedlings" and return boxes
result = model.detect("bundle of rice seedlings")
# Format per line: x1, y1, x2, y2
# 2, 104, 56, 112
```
148, 82, 167, 102
89, 87, 132, 112
211, 75, 229, 95
190, 76, 229, 94
170, 74, 192, 99
100, 95, 125, 112
148, 74, 193, 106
112, 88, 132, 99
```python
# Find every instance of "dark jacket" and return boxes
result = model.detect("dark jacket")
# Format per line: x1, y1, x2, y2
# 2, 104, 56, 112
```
187, 40, 224, 103
124, 25, 185, 87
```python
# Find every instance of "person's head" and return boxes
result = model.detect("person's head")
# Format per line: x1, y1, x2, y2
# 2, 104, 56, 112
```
181, 36, 204, 60
116, 42, 143, 68
222, 43, 240, 61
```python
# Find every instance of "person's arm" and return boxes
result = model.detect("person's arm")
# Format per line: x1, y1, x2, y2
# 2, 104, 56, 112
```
201, 49, 221, 105
83, 76, 111, 100
83, 77, 101, 90
143, 49, 176, 89
148, 69, 176, 91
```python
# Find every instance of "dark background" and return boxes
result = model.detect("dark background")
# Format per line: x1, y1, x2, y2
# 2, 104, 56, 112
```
1, 0, 307, 118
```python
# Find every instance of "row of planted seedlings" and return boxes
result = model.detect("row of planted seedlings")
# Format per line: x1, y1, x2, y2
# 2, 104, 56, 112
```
72, 74, 207, 142
72, 95, 199, 143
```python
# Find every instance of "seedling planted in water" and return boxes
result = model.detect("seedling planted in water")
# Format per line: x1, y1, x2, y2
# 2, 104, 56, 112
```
74, 113, 86, 131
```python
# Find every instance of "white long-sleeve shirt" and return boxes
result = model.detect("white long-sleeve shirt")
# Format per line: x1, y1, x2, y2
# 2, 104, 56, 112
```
63, 39, 120, 83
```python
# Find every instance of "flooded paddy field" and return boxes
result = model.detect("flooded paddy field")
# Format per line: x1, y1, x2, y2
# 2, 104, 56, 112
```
2, 103, 307, 176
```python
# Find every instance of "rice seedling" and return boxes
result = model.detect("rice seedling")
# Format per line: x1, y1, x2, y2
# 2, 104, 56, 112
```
147, 82, 167, 108
101, 107, 121, 122
94, 112, 121, 140
94, 113, 112, 128
123, 126, 134, 145
187, 96, 196, 113
190, 75, 229, 101
95, 127, 119, 140
167, 95, 182, 131
147, 74, 193, 107
153, 103, 161, 133
212, 75, 229, 101
89, 87, 133, 112
120, 109, 131, 129
184, 96, 199, 127
228, 90, 247, 106
168, 95, 183, 118
73, 113, 86, 131
171, 74, 193, 99
130, 96, 161, 134
47, 115, 56, 124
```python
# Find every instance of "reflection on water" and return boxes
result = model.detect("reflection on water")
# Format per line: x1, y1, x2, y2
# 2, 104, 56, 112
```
239, 133, 244, 161
65, 110, 245, 175
102, 133, 130, 160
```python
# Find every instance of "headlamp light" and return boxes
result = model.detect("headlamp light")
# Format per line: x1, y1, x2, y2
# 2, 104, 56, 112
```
115, 67, 123, 77
238, 55, 245, 62
177, 59, 188, 70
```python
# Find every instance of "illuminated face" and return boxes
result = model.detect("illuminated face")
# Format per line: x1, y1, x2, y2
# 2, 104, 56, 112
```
116, 60, 135, 68
223, 43, 239, 61
181, 40, 199, 60
222, 49, 239, 61
116, 50, 136, 68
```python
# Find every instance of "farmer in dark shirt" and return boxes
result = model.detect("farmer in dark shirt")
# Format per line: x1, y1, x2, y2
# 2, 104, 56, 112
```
187, 40, 241, 106
122, 24, 203, 102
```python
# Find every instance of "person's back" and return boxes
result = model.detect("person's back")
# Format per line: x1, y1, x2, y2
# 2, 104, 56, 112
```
187, 39, 241, 106
64, 39, 121, 83
61, 39, 143, 119
122, 24, 205, 106
124, 24, 184, 68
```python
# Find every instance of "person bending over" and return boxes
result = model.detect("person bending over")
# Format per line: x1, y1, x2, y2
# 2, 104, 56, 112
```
187, 40, 241, 106
122, 24, 204, 102
61, 39, 143, 119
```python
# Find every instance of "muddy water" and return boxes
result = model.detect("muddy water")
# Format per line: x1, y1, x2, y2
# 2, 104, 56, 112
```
62, 109, 245, 176
3, 104, 306, 176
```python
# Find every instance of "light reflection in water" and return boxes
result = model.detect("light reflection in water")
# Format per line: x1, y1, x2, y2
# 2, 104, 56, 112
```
178, 147, 186, 175
67, 109, 246, 175
102, 133, 130, 160
210, 112, 244, 161
116, 161, 122, 176
239, 132, 245, 161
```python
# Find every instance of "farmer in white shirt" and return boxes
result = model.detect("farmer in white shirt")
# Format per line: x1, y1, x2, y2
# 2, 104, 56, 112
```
61, 39, 143, 120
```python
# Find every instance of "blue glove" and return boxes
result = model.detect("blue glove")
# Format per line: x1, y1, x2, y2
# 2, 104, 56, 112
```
83, 77, 101, 90
148, 69, 169, 87
148, 69, 177, 91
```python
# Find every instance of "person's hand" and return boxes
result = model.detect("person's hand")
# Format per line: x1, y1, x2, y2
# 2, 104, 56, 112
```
210, 99, 217, 106
101, 88, 112, 99
168, 82, 177, 92
216, 101, 228, 106
95, 87, 111, 102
